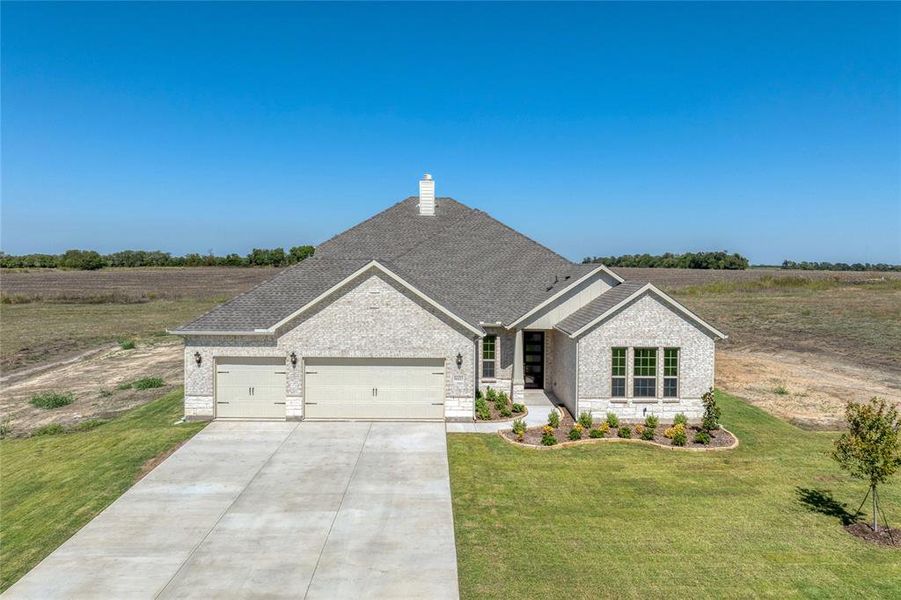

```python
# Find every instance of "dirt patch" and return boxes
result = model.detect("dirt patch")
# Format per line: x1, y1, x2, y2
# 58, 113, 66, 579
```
844, 523, 901, 548
0, 340, 183, 437
716, 349, 901, 429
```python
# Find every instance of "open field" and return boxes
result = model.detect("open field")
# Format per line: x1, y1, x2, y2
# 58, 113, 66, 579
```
0, 389, 206, 592
614, 266, 901, 288
450, 391, 901, 599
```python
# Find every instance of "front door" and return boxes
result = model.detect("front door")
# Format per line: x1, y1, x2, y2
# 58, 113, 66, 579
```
523, 331, 544, 389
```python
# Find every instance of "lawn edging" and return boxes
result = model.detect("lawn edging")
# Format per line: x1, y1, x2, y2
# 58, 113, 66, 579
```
496, 425, 739, 452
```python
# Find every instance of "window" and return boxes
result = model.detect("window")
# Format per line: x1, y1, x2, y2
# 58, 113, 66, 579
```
611, 347, 626, 397
482, 335, 496, 379
633, 348, 657, 397
663, 348, 679, 397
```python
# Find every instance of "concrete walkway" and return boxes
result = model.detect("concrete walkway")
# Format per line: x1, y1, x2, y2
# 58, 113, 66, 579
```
445, 389, 559, 433
5, 422, 459, 600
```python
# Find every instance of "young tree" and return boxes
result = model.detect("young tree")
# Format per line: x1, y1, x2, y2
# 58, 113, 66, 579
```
832, 397, 901, 531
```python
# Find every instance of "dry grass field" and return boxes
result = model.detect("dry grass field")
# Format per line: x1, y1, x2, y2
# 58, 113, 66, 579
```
1, 266, 899, 434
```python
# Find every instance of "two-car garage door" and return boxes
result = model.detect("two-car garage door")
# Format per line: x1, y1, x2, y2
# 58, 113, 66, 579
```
305, 358, 445, 420
214, 357, 446, 420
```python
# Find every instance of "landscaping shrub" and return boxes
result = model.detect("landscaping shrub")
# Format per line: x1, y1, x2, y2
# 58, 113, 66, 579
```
499, 405, 512, 418
634, 423, 645, 436
541, 425, 557, 446
547, 410, 560, 429
664, 423, 686, 440
33, 423, 65, 436
644, 414, 659, 429
494, 391, 509, 412
475, 398, 491, 420
485, 387, 498, 403
672, 428, 688, 446
641, 426, 655, 441
589, 428, 604, 439
30, 392, 74, 409
598, 422, 610, 434
674, 413, 688, 426
512, 403, 525, 414
694, 430, 711, 445
569, 424, 584, 441
512, 418, 526, 439
701, 388, 721, 431
132, 377, 164, 390
618, 426, 631, 439
606, 412, 619, 428
118, 339, 136, 350
578, 411, 593, 429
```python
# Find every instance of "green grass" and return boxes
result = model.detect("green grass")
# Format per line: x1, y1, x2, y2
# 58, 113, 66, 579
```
132, 376, 165, 390
0, 389, 206, 592
449, 392, 901, 599
28, 391, 74, 409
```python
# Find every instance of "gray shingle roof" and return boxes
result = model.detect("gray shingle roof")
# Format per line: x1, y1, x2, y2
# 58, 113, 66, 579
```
554, 281, 648, 336
175, 197, 608, 333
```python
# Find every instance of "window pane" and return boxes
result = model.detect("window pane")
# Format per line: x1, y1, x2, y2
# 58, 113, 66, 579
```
664, 348, 679, 377
611, 348, 626, 377
483, 361, 495, 378
634, 348, 657, 377
612, 377, 626, 397
483, 336, 496, 360
634, 377, 656, 397
664, 377, 678, 397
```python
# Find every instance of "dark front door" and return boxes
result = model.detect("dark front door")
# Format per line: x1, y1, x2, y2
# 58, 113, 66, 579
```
523, 331, 545, 389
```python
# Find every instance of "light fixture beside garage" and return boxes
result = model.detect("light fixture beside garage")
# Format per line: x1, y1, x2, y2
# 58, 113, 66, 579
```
194, 351, 202, 366
289, 352, 298, 367
455, 353, 463, 368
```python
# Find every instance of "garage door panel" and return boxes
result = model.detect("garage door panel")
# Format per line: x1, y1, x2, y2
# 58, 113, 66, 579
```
216, 360, 287, 420
304, 358, 445, 420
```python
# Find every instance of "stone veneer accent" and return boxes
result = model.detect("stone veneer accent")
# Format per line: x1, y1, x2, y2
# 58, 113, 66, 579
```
183, 270, 478, 420
574, 292, 715, 422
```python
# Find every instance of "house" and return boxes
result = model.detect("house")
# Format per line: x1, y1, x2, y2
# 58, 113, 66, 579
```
171, 175, 726, 422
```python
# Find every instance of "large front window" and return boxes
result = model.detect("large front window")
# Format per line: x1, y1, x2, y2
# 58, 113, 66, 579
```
663, 348, 679, 397
611, 347, 626, 397
633, 348, 657, 397
482, 335, 496, 378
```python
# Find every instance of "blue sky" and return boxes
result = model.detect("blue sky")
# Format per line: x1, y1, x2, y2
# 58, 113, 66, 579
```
2, 2, 899, 264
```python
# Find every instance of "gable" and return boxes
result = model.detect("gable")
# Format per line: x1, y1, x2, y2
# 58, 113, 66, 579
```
511, 268, 620, 330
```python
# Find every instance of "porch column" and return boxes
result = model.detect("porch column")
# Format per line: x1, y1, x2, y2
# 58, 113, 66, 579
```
512, 329, 525, 402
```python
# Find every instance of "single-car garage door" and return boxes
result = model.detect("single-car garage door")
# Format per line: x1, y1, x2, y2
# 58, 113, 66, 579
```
216, 357, 287, 419
304, 358, 445, 420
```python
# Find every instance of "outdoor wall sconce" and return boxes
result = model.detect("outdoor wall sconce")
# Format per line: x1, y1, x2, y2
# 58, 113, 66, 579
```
290, 352, 298, 367
194, 351, 202, 366
455, 353, 463, 368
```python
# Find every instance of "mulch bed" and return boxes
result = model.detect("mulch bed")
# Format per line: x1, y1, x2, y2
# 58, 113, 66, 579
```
844, 523, 901, 548
476, 400, 528, 422
502, 411, 737, 450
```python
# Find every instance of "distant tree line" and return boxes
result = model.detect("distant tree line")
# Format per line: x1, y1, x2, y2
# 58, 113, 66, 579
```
0, 246, 315, 270
780, 260, 900, 272
582, 251, 749, 270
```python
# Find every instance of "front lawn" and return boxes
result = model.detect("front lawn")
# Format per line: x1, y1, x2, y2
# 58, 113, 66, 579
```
449, 391, 901, 599
0, 389, 206, 592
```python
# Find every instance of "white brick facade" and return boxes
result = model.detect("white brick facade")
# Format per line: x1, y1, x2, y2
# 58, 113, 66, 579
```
183, 271, 478, 420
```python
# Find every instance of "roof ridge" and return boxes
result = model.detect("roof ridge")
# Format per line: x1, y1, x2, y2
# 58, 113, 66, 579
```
389, 203, 483, 262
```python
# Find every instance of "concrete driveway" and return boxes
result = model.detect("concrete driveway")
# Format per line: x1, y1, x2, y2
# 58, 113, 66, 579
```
5, 422, 459, 599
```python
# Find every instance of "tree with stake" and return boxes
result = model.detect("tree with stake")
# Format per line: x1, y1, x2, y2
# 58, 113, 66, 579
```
832, 397, 901, 532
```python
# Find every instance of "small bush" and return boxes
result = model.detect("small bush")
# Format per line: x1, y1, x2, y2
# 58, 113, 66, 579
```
499, 405, 513, 418
494, 391, 509, 412
774, 384, 789, 396
634, 423, 645, 436
664, 423, 686, 440
33, 423, 66, 436
118, 339, 136, 350
512, 403, 525, 414
644, 414, 659, 429
671, 428, 688, 446
475, 389, 483, 400
132, 377, 164, 390
30, 392, 74, 409
541, 425, 557, 446
512, 418, 526, 436
606, 412, 620, 428
618, 426, 631, 439
598, 422, 610, 434
673, 413, 688, 426
578, 411, 593, 429
641, 426, 655, 441
701, 388, 721, 431
475, 397, 491, 420
589, 428, 604, 439
694, 430, 711, 445
485, 387, 498, 403
547, 410, 561, 429
569, 424, 585, 441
